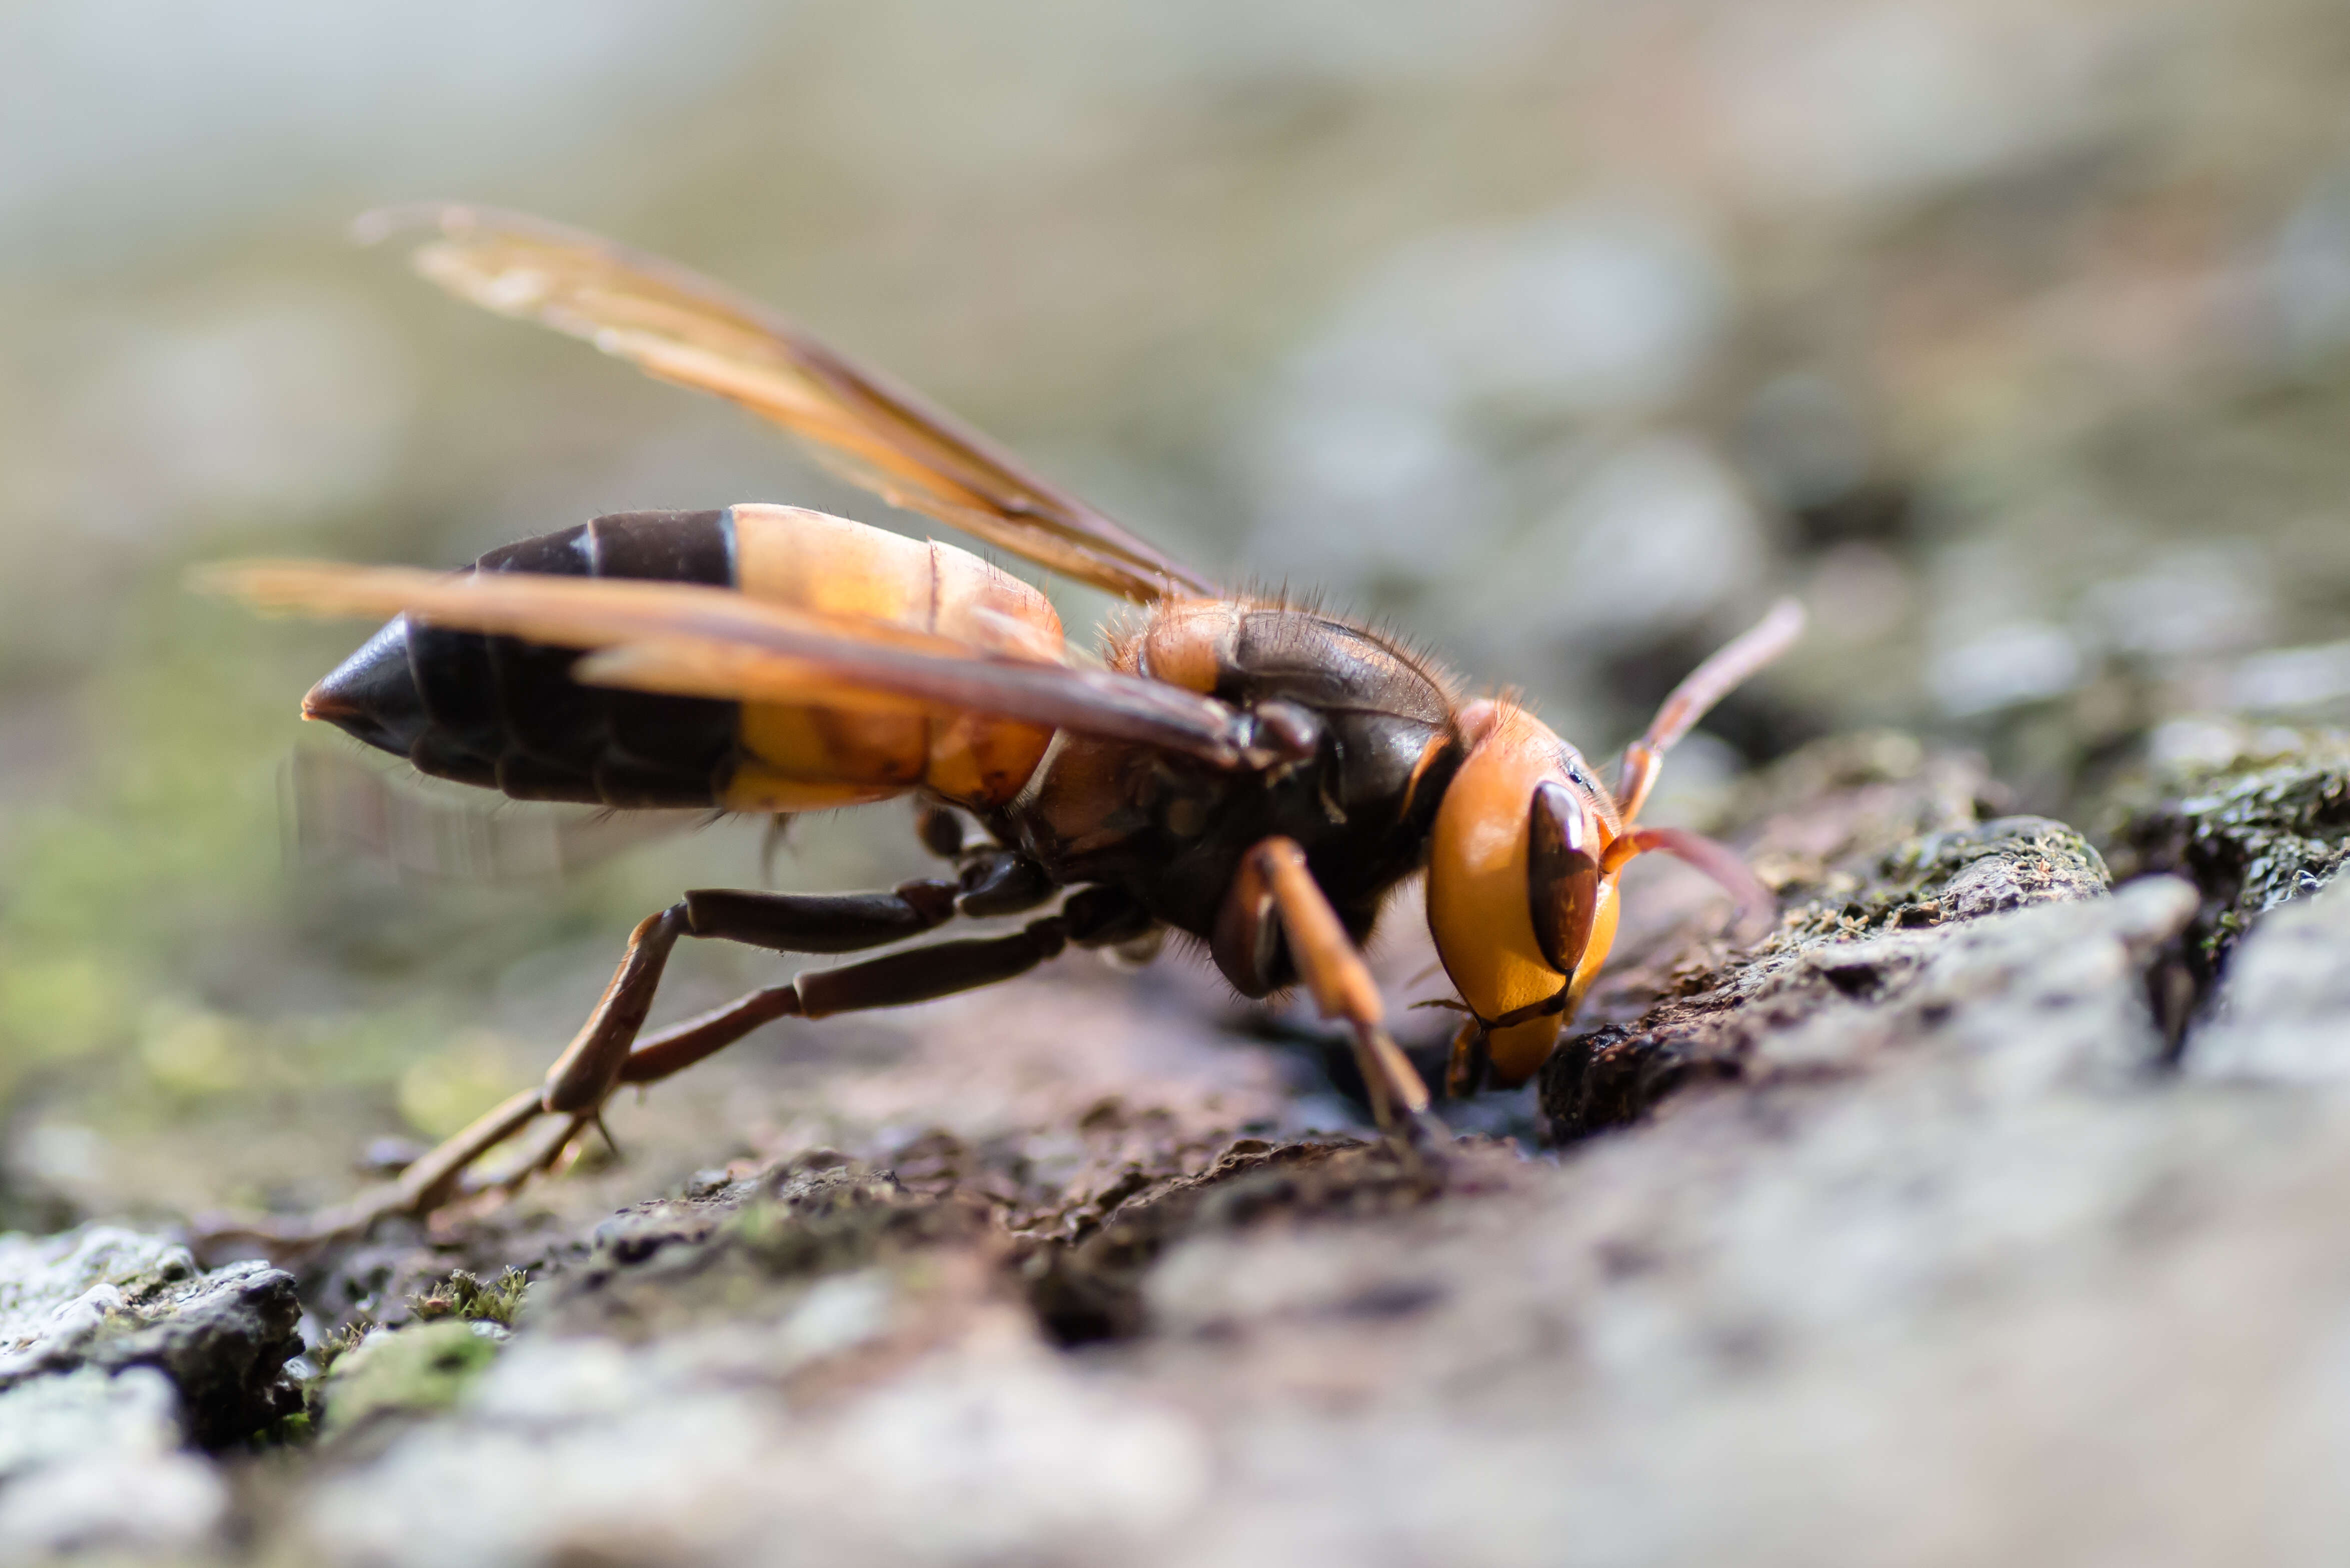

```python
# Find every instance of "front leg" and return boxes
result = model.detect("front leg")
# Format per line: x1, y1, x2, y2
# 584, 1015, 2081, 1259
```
1213, 837, 1445, 1148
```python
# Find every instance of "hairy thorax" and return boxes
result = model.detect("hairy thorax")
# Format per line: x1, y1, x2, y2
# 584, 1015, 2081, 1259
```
1005, 600, 1464, 954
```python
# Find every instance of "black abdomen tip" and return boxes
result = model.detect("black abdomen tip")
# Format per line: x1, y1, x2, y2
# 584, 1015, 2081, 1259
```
306, 509, 742, 807
304, 617, 430, 758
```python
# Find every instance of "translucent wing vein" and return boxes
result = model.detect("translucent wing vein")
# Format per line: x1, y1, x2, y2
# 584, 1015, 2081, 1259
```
356, 204, 1216, 604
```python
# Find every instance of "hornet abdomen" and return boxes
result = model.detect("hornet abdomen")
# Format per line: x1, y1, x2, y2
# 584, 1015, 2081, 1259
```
303, 506, 1065, 812
724, 504, 1064, 810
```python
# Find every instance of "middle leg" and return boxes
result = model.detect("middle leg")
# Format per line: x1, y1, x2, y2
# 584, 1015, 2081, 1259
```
541, 878, 963, 1115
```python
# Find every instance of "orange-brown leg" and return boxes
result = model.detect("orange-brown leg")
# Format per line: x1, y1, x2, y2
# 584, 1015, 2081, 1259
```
1615, 598, 1806, 822
1216, 836, 1441, 1141
541, 904, 693, 1115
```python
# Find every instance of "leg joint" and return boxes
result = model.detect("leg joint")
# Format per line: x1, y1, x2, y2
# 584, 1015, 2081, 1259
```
955, 850, 1056, 918
1063, 886, 1153, 948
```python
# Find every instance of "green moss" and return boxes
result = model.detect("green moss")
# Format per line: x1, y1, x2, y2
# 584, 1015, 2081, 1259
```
407, 1266, 529, 1328
317, 1320, 500, 1436
310, 1318, 373, 1379
2105, 732, 2350, 973
249, 1408, 316, 1451
1781, 816, 2109, 944
1877, 816, 2108, 904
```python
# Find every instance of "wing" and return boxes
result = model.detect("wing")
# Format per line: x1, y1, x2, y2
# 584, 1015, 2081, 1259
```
353, 204, 1216, 604
200, 560, 1256, 768
287, 747, 710, 884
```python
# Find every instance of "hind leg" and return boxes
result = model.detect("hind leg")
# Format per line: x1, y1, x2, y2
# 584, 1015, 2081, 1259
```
208, 879, 965, 1248
209, 871, 1123, 1250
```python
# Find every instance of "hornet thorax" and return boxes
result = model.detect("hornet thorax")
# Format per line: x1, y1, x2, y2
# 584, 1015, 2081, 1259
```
1000, 600, 1464, 982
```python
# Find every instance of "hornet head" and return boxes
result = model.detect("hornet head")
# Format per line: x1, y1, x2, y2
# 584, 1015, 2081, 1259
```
1423, 698, 1623, 1088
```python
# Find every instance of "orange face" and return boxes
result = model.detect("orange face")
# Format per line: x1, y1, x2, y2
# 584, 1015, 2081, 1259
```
1424, 700, 1622, 1086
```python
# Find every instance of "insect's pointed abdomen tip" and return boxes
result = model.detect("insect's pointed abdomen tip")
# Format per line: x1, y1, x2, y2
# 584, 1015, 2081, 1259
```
304, 618, 429, 760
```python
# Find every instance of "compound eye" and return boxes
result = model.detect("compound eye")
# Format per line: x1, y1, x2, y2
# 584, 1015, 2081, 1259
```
1526, 780, 1599, 975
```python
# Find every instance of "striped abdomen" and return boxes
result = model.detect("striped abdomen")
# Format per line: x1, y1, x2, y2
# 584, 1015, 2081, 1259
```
302, 506, 1065, 812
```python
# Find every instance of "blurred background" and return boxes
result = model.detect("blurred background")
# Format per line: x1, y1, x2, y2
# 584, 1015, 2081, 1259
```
8, 0, 2350, 1226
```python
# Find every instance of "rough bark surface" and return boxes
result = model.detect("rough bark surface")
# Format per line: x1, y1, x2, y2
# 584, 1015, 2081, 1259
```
9, 730, 2350, 1566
